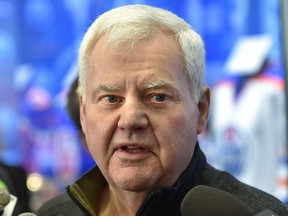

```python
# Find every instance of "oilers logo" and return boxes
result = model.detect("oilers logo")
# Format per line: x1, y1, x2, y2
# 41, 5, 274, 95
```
217, 126, 253, 178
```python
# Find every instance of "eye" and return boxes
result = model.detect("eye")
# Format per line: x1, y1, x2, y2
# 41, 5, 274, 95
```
151, 94, 170, 102
102, 95, 122, 103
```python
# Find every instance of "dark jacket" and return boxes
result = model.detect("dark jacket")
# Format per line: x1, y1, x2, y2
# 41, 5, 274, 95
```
36, 144, 288, 216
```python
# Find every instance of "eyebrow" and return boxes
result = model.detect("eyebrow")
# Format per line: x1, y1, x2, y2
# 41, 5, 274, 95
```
91, 84, 120, 102
91, 80, 175, 100
144, 80, 173, 90
97, 81, 172, 91
97, 84, 120, 92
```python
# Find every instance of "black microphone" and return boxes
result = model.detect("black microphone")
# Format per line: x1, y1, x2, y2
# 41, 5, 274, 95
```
180, 185, 252, 216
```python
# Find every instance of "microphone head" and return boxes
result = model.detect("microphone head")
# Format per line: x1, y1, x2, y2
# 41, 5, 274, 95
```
18, 213, 37, 216
0, 187, 10, 210
181, 185, 252, 216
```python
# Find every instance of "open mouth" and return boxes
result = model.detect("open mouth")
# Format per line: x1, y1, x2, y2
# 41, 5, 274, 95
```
121, 146, 148, 153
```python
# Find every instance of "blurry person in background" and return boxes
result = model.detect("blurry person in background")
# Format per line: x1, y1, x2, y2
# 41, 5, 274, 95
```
37, 4, 288, 216
66, 77, 87, 148
0, 127, 31, 215
66, 76, 94, 175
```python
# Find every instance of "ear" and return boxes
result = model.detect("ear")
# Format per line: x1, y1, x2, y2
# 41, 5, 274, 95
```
79, 95, 87, 136
197, 88, 210, 134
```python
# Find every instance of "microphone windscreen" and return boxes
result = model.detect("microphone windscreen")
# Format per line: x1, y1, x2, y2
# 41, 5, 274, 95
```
0, 187, 10, 210
180, 185, 252, 216
18, 213, 37, 216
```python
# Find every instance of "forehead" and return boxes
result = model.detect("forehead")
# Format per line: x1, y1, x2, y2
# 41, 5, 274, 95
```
91, 32, 183, 64
87, 34, 189, 97
99, 33, 181, 63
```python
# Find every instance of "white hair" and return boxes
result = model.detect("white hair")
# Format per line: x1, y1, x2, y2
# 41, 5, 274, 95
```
78, 4, 206, 102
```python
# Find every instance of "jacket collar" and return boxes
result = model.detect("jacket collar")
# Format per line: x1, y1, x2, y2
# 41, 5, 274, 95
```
136, 143, 207, 215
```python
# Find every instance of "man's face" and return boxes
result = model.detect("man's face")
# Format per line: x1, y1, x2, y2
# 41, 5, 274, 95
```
80, 33, 209, 193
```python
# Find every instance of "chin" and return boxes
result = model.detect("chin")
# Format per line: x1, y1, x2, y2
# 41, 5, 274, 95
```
112, 171, 158, 192
121, 184, 151, 192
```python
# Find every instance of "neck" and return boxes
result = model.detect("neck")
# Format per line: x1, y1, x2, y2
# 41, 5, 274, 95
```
98, 184, 150, 216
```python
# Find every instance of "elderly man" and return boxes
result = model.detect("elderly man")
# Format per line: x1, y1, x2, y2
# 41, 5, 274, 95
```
37, 4, 288, 216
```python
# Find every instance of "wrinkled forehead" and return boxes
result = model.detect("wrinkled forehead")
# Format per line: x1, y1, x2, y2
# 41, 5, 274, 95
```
88, 32, 185, 72
98, 28, 178, 53
86, 32, 189, 88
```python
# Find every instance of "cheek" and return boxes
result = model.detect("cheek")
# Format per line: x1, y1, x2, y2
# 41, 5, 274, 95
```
166, 108, 198, 141
157, 111, 198, 161
155, 115, 197, 183
82, 110, 113, 160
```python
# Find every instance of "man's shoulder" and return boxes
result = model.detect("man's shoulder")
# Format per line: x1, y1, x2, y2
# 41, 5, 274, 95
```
36, 193, 86, 216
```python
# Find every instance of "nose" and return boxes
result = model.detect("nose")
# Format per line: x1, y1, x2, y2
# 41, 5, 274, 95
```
117, 99, 148, 131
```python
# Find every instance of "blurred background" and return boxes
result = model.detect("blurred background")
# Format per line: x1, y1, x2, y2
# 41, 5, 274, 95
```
0, 0, 287, 211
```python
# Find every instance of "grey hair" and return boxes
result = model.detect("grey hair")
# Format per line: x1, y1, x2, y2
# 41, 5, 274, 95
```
78, 4, 206, 102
